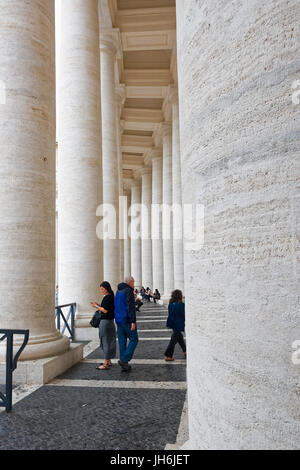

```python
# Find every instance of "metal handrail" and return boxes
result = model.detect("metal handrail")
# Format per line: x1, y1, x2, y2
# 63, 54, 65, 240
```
0, 329, 29, 412
55, 303, 76, 340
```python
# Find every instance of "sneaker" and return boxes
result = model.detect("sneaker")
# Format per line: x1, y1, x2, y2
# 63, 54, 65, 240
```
118, 359, 132, 371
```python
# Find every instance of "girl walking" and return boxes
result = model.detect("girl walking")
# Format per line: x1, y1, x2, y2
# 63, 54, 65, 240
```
164, 289, 186, 361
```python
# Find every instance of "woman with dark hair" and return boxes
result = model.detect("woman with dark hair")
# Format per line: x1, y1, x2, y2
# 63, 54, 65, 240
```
164, 289, 186, 361
91, 281, 116, 370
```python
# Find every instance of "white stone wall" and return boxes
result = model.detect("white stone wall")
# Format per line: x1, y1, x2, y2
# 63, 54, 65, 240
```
176, 0, 300, 449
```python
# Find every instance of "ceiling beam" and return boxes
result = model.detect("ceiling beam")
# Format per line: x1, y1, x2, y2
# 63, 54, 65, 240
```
122, 107, 163, 123
122, 69, 173, 87
115, 7, 176, 33
121, 30, 176, 51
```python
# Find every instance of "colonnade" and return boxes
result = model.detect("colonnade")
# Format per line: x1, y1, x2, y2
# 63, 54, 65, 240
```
0, 0, 185, 359
57, 9, 185, 320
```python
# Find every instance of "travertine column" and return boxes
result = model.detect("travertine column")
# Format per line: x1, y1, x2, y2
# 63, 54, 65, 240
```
130, 180, 142, 289
169, 86, 185, 292
123, 189, 131, 278
141, 167, 153, 289
100, 30, 121, 290
151, 150, 164, 294
0, 0, 69, 360
58, 0, 102, 329
176, 0, 300, 450
162, 123, 174, 301
116, 89, 125, 282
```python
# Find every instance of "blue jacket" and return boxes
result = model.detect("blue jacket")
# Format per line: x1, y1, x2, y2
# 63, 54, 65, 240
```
167, 302, 185, 332
115, 282, 136, 324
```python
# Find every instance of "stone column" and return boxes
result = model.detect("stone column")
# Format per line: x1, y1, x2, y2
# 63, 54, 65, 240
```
123, 189, 131, 278
116, 89, 126, 282
169, 86, 184, 292
0, 0, 69, 360
130, 180, 142, 290
58, 0, 102, 331
100, 30, 121, 291
176, 0, 300, 450
162, 123, 174, 301
151, 149, 164, 294
141, 167, 153, 289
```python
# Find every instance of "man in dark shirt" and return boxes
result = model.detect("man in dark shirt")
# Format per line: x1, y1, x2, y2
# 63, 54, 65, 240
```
115, 276, 139, 372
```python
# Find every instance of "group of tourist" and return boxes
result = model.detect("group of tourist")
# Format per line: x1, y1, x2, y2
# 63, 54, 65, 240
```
133, 286, 161, 312
90, 276, 186, 372
139, 287, 161, 303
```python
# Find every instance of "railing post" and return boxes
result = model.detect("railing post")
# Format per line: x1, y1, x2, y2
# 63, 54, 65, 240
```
71, 305, 75, 341
6, 333, 13, 412
55, 303, 76, 341
0, 329, 29, 413
56, 307, 61, 331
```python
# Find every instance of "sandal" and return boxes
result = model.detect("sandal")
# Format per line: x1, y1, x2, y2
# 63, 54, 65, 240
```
96, 364, 111, 370
165, 357, 175, 362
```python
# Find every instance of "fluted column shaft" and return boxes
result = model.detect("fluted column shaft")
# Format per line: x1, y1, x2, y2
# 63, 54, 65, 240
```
116, 89, 125, 282
130, 182, 142, 289
0, 0, 69, 360
141, 168, 153, 289
162, 124, 174, 300
152, 154, 164, 294
123, 190, 131, 277
170, 89, 185, 292
58, 0, 102, 328
100, 32, 120, 290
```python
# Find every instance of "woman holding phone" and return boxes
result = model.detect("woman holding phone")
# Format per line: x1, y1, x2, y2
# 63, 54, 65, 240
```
91, 281, 116, 370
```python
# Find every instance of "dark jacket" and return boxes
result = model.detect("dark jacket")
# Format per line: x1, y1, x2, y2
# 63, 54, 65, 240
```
167, 302, 185, 332
116, 282, 136, 324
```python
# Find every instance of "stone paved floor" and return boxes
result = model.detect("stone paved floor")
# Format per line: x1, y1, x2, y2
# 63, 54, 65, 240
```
0, 303, 187, 450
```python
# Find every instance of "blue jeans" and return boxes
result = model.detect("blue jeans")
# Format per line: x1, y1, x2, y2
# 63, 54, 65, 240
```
117, 324, 139, 363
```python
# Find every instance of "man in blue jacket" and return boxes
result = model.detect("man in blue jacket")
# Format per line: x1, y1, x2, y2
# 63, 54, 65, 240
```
115, 276, 139, 371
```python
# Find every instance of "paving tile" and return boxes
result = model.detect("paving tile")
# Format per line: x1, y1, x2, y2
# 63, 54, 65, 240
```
0, 304, 187, 450
0, 386, 186, 450
87, 340, 186, 360
57, 362, 186, 382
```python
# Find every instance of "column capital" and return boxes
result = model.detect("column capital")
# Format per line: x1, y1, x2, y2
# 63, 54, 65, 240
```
119, 119, 125, 135
162, 121, 172, 137
133, 169, 143, 182
100, 28, 122, 59
131, 178, 142, 188
167, 85, 179, 105
140, 166, 152, 177
150, 147, 163, 162
115, 84, 126, 105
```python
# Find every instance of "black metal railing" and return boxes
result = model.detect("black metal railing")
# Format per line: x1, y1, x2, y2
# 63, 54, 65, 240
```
0, 329, 29, 412
55, 303, 76, 340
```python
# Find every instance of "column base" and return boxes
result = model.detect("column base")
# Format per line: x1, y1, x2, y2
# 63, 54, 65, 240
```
74, 325, 99, 342
161, 296, 171, 305
0, 343, 83, 385
0, 330, 70, 362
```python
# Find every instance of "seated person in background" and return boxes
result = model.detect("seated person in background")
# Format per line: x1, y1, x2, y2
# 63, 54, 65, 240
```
152, 289, 161, 304
134, 289, 143, 312
145, 287, 152, 302
140, 287, 146, 299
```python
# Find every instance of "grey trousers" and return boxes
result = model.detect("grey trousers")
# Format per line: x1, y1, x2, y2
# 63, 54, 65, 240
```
99, 320, 116, 360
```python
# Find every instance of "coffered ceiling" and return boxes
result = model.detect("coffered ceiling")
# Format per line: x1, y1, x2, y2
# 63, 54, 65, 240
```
102, 0, 177, 188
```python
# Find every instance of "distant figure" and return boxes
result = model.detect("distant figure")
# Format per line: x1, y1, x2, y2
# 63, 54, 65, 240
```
152, 289, 161, 304
91, 281, 116, 371
134, 289, 143, 312
145, 287, 152, 302
55, 285, 59, 306
140, 286, 146, 299
115, 276, 139, 372
164, 289, 186, 362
